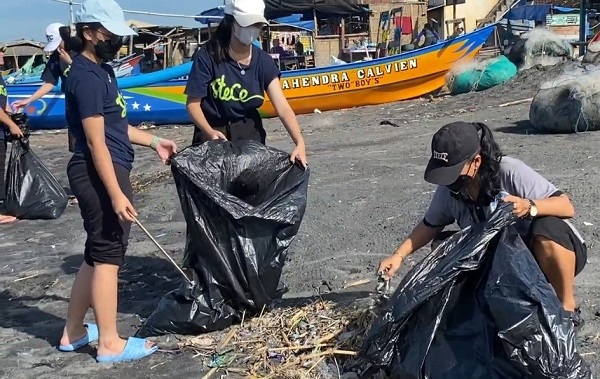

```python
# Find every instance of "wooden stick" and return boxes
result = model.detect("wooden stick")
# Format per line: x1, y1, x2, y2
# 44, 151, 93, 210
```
200, 367, 219, 379
267, 344, 332, 352
217, 329, 236, 352
343, 278, 372, 289
13, 273, 39, 282
499, 97, 533, 107
315, 330, 341, 344
307, 357, 326, 374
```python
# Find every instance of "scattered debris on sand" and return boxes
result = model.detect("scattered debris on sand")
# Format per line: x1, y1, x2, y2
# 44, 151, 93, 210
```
179, 300, 380, 379
131, 169, 173, 193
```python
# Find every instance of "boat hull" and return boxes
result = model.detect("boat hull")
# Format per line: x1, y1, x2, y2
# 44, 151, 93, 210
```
7, 25, 495, 130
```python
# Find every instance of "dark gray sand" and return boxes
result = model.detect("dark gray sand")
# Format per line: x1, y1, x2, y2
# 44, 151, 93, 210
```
2, 63, 599, 377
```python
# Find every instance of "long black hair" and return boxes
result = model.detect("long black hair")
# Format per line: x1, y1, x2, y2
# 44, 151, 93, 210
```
473, 122, 503, 204
205, 15, 235, 64
63, 22, 103, 53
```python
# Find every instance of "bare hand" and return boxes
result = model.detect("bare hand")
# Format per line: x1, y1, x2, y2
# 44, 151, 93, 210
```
57, 48, 72, 65
111, 192, 137, 222
378, 254, 403, 280
502, 195, 531, 218
290, 143, 308, 168
8, 124, 24, 139
11, 99, 30, 110
154, 138, 177, 164
209, 129, 227, 141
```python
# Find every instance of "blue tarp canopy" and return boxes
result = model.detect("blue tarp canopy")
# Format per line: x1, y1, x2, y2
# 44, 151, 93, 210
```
195, 6, 224, 25
270, 14, 315, 31
504, 5, 578, 22
195, 7, 315, 31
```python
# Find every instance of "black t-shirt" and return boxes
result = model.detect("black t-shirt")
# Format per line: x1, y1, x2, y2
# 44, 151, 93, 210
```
0, 75, 7, 141
65, 54, 134, 171
184, 45, 280, 126
41, 50, 76, 93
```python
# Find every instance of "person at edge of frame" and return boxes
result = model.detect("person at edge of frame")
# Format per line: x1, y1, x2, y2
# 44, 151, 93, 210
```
0, 74, 25, 224
58, 0, 177, 363
184, 0, 308, 167
378, 121, 587, 333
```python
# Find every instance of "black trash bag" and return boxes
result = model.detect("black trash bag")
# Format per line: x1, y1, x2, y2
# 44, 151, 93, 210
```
3, 112, 31, 143
137, 140, 310, 337
5, 139, 69, 220
361, 204, 591, 379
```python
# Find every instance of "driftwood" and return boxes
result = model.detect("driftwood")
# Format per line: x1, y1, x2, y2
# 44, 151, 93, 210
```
179, 300, 378, 379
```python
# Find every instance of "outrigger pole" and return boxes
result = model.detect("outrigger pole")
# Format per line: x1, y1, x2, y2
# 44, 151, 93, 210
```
579, 0, 587, 56
50, 0, 224, 21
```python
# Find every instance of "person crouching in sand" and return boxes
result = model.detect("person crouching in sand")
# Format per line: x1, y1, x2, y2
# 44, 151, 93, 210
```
59, 0, 177, 363
378, 121, 587, 331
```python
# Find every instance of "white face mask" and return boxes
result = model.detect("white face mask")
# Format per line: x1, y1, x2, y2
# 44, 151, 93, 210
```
233, 23, 262, 45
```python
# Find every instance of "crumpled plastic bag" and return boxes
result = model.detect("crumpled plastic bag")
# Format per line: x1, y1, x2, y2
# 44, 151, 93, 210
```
5, 139, 68, 220
360, 204, 591, 379
137, 140, 310, 337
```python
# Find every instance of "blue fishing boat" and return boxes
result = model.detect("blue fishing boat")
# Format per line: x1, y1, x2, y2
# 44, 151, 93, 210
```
7, 24, 495, 130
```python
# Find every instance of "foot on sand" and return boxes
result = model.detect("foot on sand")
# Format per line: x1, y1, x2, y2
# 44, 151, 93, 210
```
96, 337, 158, 363
0, 214, 17, 224
58, 323, 99, 352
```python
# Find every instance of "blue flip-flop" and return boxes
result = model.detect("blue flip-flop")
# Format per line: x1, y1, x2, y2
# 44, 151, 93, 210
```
58, 323, 99, 352
96, 337, 158, 363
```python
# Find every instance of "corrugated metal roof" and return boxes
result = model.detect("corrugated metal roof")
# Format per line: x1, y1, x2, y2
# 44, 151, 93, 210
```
0, 39, 44, 57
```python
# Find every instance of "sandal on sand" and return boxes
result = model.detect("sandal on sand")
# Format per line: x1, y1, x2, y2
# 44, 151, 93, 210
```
58, 323, 99, 352
96, 337, 158, 363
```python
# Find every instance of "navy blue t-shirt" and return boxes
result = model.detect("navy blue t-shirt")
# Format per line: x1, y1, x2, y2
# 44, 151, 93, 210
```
184, 45, 280, 125
65, 54, 134, 171
41, 50, 76, 93
0, 75, 7, 141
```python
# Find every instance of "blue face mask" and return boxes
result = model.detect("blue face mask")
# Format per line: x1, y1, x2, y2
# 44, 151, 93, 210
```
233, 23, 261, 45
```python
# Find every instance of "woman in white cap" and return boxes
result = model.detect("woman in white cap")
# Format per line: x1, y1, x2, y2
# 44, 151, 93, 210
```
58, 0, 177, 363
185, 0, 307, 167
13, 23, 78, 152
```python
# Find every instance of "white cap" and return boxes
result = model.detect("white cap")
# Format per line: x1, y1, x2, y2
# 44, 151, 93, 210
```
76, 0, 137, 36
224, 0, 268, 27
44, 23, 65, 52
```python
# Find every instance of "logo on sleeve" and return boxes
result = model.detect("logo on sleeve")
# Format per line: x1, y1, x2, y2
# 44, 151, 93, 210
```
0, 85, 6, 97
116, 92, 127, 118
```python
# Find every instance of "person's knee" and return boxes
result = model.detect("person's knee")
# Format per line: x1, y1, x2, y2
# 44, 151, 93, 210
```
530, 235, 577, 277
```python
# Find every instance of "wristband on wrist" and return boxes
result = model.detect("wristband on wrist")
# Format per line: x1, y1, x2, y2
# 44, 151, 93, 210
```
150, 136, 161, 150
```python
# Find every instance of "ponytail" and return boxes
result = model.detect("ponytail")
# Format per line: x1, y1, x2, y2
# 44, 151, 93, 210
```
63, 22, 102, 53
472, 122, 503, 204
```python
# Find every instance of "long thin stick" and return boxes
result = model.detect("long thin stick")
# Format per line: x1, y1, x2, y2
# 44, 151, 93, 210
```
131, 215, 193, 285
498, 97, 533, 107
50, 0, 223, 20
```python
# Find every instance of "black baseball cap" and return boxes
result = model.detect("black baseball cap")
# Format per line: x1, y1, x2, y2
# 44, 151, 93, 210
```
424, 122, 480, 186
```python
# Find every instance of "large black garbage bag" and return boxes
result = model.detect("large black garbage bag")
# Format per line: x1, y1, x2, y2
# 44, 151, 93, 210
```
137, 140, 310, 337
5, 139, 68, 220
361, 204, 591, 379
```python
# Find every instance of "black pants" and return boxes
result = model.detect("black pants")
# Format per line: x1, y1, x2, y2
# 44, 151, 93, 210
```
67, 157, 133, 267
192, 115, 266, 145
431, 216, 587, 276
0, 138, 7, 204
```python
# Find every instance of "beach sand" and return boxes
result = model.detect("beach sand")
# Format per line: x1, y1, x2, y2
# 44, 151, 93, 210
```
1, 62, 599, 377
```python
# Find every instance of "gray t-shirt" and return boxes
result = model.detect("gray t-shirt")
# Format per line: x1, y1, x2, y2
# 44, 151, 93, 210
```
424, 156, 584, 243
